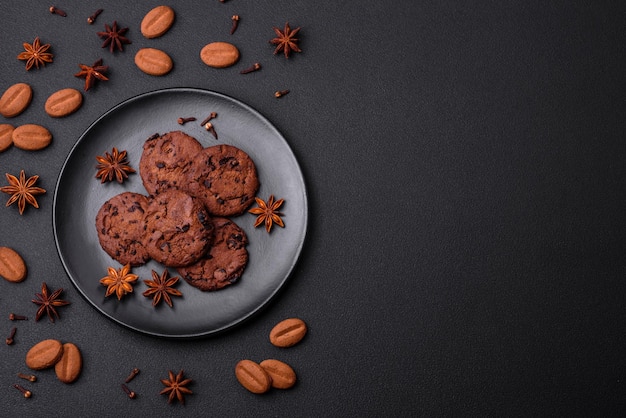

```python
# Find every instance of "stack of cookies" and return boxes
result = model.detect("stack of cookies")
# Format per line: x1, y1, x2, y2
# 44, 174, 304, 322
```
96, 131, 259, 292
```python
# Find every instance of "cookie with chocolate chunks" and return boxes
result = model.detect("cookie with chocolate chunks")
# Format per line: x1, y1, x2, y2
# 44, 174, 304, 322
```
144, 189, 214, 267
185, 144, 259, 216
178, 217, 248, 291
139, 131, 203, 196
96, 192, 150, 266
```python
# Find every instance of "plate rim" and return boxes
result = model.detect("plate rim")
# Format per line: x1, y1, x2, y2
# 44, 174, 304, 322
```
52, 87, 308, 339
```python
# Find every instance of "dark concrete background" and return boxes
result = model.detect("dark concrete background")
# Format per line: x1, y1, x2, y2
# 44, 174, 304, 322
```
2, 0, 625, 415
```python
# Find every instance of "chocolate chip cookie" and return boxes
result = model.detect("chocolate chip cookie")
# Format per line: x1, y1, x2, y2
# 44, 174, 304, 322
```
185, 144, 259, 216
144, 189, 214, 267
139, 131, 204, 195
178, 217, 249, 291
95, 192, 150, 266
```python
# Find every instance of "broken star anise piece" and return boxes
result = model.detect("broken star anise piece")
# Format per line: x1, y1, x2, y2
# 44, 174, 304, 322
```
32, 282, 70, 322
74, 58, 109, 91
270, 22, 301, 59
143, 269, 182, 308
97, 21, 131, 53
100, 264, 138, 300
0, 170, 46, 215
248, 195, 285, 233
160, 370, 193, 404
17, 36, 53, 70
95, 147, 136, 184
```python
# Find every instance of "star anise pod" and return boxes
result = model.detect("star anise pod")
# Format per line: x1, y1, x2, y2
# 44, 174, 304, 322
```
97, 21, 131, 53
143, 269, 182, 308
270, 22, 301, 59
160, 370, 193, 404
100, 264, 138, 300
32, 282, 70, 322
17, 36, 53, 70
248, 195, 285, 233
74, 58, 109, 91
95, 147, 136, 183
0, 170, 46, 215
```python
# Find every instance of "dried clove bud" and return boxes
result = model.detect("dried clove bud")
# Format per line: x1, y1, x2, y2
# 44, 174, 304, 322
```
49, 6, 67, 16
125, 368, 140, 383
274, 89, 290, 98
121, 383, 136, 399
240, 62, 261, 74
87, 8, 103, 24
13, 384, 31, 398
17, 373, 37, 382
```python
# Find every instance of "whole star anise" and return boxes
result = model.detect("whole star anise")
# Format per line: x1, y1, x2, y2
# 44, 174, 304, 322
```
32, 282, 70, 322
100, 264, 138, 300
143, 269, 182, 308
160, 370, 192, 404
74, 59, 109, 91
248, 195, 285, 233
97, 21, 131, 53
0, 170, 46, 215
17, 36, 53, 70
95, 147, 136, 183
270, 22, 301, 59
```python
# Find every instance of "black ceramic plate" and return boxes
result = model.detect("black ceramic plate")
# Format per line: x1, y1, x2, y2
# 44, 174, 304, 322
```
53, 88, 307, 338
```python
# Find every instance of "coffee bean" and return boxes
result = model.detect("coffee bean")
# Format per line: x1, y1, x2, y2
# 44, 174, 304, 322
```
0, 124, 15, 152
0, 83, 32, 118
45, 88, 83, 118
12, 124, 52, 151
200, 42, 240, 68
235, 360, 272, 394
0, 246, 27, 283
26, 339, 64, 370
141, 5, 175, 39
259, 359, 297, 389
269, 318, 307, 347
54, 342, 82, 384
135, 48, 173, 76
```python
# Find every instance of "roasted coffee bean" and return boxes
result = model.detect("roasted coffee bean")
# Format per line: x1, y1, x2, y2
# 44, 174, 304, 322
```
141, 5, 175, 38
269, 318, 307, 347
200, 42, 240, 68
0, 124, 14, 152
54, 342, 82, 383
45, 88, 83, 117
12, 124, 52, 151
135, 48, 173, 76
0, 83, 32, 118
259, 359, 297, 389
235, 360, 272, 394
0, 246, 27, 283
26, 339, 64, 370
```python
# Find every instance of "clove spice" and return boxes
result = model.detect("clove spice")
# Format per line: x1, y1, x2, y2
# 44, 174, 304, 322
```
230, 15, 240, 34
177, 117, 197, 125
121, 383, 136, 399
87, 8, 103, 24
125, 368, 140, 383
13, 384, 32, 398
200, 112, 217, 126
6, 327, 16, 345
49, 6, 67, 16
274, 89, 290, 98
240, 62, 261, 74
17, 373, 37, 382
204, 122, 218, 140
